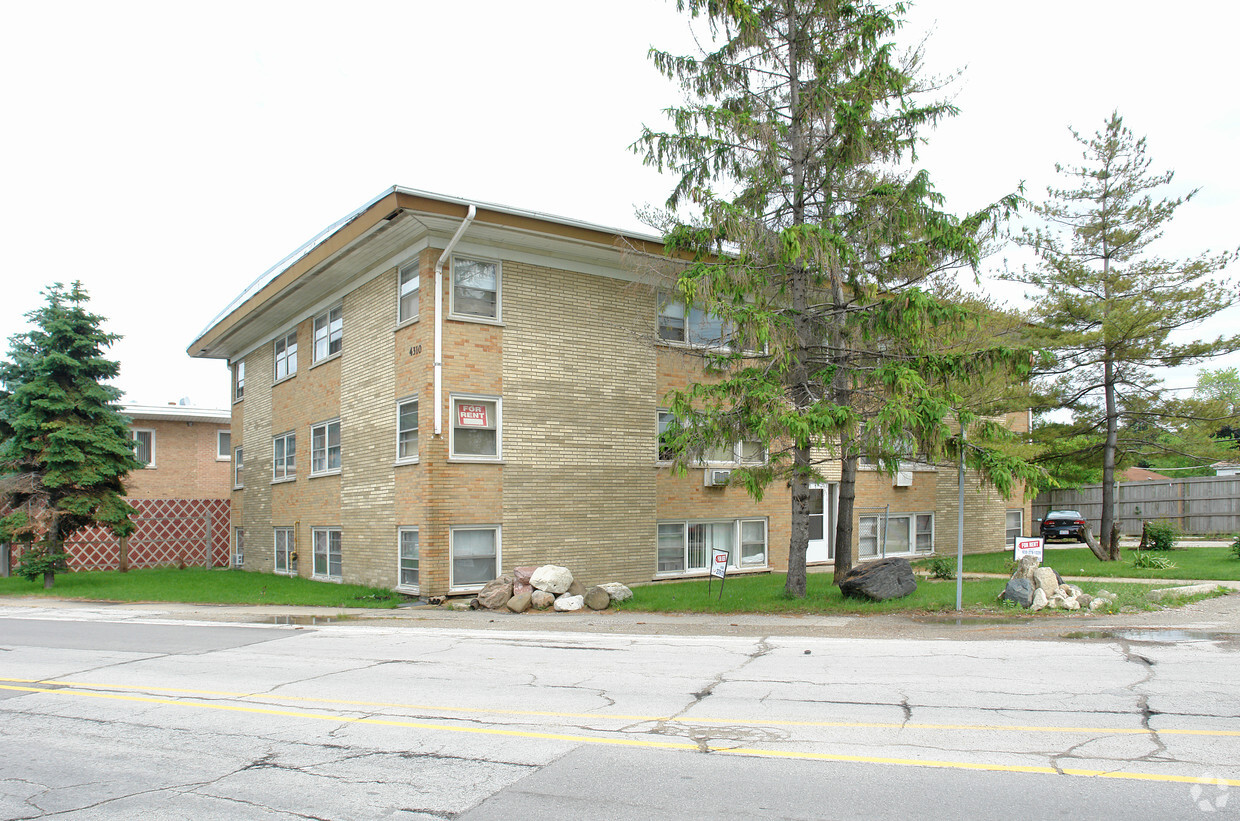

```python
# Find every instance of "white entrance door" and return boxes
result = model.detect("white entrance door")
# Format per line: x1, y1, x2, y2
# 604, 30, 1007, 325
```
805, 483, 837, 563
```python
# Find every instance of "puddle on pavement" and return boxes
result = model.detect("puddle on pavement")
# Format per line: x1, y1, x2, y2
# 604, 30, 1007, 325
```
265, 615, 337, 626
912, 616, 1025, 626
1060, 629, 1233, 643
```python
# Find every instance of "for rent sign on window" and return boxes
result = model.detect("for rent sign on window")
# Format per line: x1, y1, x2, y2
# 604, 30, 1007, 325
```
457, 403, 489, 428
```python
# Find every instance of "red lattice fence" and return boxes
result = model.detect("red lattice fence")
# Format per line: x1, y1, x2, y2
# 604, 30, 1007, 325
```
60, 498, 231, 570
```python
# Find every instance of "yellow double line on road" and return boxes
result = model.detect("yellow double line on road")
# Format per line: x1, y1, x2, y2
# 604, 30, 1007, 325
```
3, 677, 1238, 787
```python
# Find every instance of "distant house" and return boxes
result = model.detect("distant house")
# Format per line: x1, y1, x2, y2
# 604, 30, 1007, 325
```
1123, 467, 1172, 482
1214, 461, 1240, 477
60, 404, 233, 570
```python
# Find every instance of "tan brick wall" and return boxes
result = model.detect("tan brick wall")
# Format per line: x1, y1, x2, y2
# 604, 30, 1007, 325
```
935, 468, 1026, 555
236, 343, 274, 572
125, 418, 231, 499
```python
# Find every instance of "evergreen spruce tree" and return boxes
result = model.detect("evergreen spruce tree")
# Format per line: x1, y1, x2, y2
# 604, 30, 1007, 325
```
635, 0, 1042, 596
0, 282, 140, 588
1010, 112, 1238, 560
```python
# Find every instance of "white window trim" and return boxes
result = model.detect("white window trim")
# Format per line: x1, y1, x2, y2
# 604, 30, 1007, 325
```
397, 262, 421, 326
274, 329, 298, 383
312, 304, 343, 364
448, 394, 502, 462
657, 410, 765, 467
311, 527, 342, 582
449, 525, 501, 592
132, 428, 156, 469
1006, 509, 1024, 546
272, 430, 296, 483
397, 526, 420, 594
858, 512, 935, 557
233, 361, 245, 403
309, 418, 342, 477
216, 430, 231, 461
274, 527, 298, 576
395, 396, 419, 465
655, 518, 769, 577
233, 527, 244, 568
448, 255, 503, 324
233, 446, 244, 489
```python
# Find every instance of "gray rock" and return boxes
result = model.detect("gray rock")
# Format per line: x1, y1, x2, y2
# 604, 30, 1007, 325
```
1063, 584, 1085, 599
506, 591, 532, 613
583, 586, 611, 611
567, 578, 587, 598
512, 566, 537, 596
1030, 588, 1049, 612
599, 582, 633, 602
475, 574, 514, 610
839, 558, 917, 602
1089, 597, 1108, 611
1148, 583, 1219, 601
530, 590, 556, 610
448, 599, 473, 611
1011, 556, 1040, 581
1032, 567, 1060, 596
1001, 577, 1034, 607
1063, 597, 1081, 611
553, 594, 584, 612
531, 565, 573, 595
1076, 593, 1094, 609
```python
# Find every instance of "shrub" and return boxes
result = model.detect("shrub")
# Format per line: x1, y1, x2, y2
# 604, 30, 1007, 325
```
1231, 534, 1240, 560
15, 545, 69, 583
1143, 521, 1178, 551
1133, 552, 1177, 570
927, 557, 956, 580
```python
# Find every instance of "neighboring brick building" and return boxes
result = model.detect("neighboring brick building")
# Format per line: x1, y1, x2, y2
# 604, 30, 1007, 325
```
61, 404, 233, 570
189, 187, 1030, 596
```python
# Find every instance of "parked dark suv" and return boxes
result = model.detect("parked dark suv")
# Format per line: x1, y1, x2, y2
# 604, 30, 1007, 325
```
1040, 510, 1087, 543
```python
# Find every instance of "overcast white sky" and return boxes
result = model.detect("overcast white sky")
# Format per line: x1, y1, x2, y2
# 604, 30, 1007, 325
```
2, 0, 1237, 410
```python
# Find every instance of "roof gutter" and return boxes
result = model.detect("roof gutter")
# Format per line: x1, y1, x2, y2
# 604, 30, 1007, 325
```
433, 205, 476, 436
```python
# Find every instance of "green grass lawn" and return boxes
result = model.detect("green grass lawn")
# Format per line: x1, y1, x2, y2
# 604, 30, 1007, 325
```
918, 546, 1240, 581
0, 567, 402, 609
616, 571, 1184, 615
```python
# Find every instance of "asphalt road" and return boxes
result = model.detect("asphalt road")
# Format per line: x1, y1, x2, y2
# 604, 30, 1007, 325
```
1, 599, 1239, 819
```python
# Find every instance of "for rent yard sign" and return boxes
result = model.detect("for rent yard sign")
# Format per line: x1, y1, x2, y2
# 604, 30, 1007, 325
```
1014, 537, 1044, 563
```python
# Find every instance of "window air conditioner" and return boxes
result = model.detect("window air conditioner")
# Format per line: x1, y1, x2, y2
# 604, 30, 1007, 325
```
893, 469, 913, 487
704, 468, 732, 487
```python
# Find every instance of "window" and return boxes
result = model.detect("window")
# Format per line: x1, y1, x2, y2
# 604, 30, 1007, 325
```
273, 431, 296, 481
859, 513, 933, 557
310, 420, 341, 475
233, 447, 243, 488
451, 256, 499, 320
398, 527, 419, 590
451, 396, 500, 459
397, 398, 418, 462
451, 526, 498, 589
233, 528, 244, 568
656, 411, 762, 465
313, 305, 343, 361
217, 430, 231, 460
1006, 509, 1023, 546
274, 527, 297, 574
657, 519, 768, 575
657, 291, 732, 347
398, 264, 420, 323
312, 528, 340, 580
916, 514, 934, 553
274, 329, 298, 380
132, 429, 155, 467
233, 360, 245, 401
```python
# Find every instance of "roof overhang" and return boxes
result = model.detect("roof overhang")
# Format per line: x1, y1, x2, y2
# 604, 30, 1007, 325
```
123, 404, 231, 424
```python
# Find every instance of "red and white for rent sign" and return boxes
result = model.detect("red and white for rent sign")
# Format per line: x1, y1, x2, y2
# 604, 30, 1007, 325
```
457, 403, 489, 428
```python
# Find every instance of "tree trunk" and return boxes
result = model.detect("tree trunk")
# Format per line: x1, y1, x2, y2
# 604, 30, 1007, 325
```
1082, 524, 1107, 561
43, 570, 54, 590
118, 535, 129, 573
785, 445, 812, 598
1098, 358, 1119, 561
833, 451, 858, 585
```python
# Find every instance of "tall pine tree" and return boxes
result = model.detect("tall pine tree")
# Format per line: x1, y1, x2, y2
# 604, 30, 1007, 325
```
635, 0, 1041, 595
0, 282, 140, 588
1011, 112, 1238, 560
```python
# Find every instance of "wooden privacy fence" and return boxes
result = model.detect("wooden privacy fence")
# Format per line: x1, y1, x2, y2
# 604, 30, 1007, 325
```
1034, 476, 1240, 536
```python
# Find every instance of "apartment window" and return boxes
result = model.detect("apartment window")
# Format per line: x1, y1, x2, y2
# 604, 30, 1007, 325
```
233, 447, 243, 488
451, 256, 499, 320
916, 514, 934, 553
657, 519, 767, 575
233, 360, 245, 401
398, 264, 420, 323
233, 528, 244, 568
451, 526, 499, 589
398, 527, 419, 590
313, 305, 343, 361
272, 431, 296, 481
1006, 509, 1023, 546
217, 430, 231, 460
274, 527, 297, 575
657, 291, 732, 347
656, 411, 762, 465
310, 420, 341, 475
397, 398, 419, 462
274, 329, 298, 380
313, 528, 341, 580
132, 429, 155, 467
450, 396, 500, 459
859, 513, 933, 557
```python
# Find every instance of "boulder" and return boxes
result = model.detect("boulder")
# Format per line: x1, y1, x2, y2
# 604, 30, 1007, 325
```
1063, 597, 1081, 611
475, 574, 514, 610
839, 558, 917, 602
1011, 556, 1040, 581
599, 582, 633, 603
568, 578, 587, 598
1030, 588, 1049, 612
553, 594, 584, 612
506, 591, 532, 613
512, 566, 537, 596
448, 599, 473, 611
530, 590, 556, 610
1076, 593, 1094, 609
531, 565, 573, 595
1001, 577, 1034, 608
1089, 597, 1108, 611
1149, 583, 1219, 601
1063, 584, 1085, 599
1032, 567, 1060, 596
583, 586, 611, 611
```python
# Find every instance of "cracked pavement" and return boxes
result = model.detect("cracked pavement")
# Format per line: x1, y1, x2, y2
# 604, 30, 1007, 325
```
2, 595, 1239, 819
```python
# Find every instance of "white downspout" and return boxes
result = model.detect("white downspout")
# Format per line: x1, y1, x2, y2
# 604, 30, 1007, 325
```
434, 204, 476, 436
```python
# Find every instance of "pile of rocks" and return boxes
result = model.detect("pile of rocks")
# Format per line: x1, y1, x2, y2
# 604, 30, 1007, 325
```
469, 565, 633, 613
1001, 556, 1117, 612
